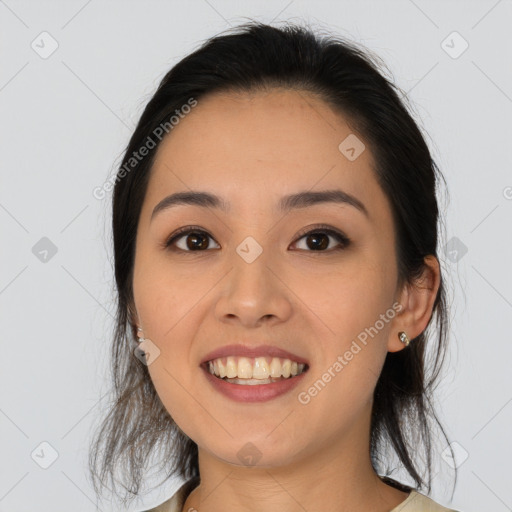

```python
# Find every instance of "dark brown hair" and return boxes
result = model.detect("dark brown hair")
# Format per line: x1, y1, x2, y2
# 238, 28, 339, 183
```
89, 20, 456, 506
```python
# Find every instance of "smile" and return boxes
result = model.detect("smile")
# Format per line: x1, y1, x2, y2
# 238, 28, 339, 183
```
201, 357, 310, 403
207, 356, 308, 382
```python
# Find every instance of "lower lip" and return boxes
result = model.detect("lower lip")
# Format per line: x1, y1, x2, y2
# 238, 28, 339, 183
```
201, 364, 308, 403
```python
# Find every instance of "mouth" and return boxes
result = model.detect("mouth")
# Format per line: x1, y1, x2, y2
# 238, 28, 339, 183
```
198, 344, 310, 401
200, 358, 310, 403
201, 356, 309, 385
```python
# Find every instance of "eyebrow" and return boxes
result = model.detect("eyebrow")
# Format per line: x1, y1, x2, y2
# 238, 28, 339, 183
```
150, 189, 368, 221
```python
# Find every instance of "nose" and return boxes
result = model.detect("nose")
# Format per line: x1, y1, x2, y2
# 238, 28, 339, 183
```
214, 248, 293, 328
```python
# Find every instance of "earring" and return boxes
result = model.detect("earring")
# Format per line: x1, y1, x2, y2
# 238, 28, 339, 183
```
134, 327, 147, 360
398, 331, 410, 346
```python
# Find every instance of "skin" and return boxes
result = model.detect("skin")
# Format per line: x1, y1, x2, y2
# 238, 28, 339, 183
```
131, 88, 440, 512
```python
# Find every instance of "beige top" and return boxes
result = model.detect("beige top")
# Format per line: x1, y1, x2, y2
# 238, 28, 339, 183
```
143, 476, 460, 512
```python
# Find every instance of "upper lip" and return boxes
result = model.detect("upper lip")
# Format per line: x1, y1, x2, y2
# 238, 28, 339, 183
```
200, 344, 309, 366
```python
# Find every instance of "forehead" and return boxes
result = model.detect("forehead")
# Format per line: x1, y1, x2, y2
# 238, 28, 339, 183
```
145, 88, 389, 221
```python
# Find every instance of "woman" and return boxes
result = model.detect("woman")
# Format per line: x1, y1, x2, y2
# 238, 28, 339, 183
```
89, 21, 461, 512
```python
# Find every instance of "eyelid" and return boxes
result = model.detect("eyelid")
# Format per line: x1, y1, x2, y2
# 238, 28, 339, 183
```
163, 225, 216, 249
163, 223, 351, 252
290, 224, 351, 251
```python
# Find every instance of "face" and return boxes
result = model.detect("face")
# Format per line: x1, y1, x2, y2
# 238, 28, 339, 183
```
132, 88, 403, 468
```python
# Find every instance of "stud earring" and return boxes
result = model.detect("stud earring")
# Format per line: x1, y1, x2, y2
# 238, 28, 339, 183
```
398, 331, 410, 346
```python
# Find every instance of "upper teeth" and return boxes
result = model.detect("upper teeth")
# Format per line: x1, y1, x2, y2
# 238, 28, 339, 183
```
208, 356, 306, 379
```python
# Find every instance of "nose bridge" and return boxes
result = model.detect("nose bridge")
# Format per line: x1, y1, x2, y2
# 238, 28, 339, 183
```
215, 233, 291, 325
230, 234, 272, 298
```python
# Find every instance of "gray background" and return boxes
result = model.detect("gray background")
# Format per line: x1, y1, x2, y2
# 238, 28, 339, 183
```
1, 0, 511, 510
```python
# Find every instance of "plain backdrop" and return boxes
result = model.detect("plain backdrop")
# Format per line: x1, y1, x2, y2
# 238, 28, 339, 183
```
1, 1, 511, 511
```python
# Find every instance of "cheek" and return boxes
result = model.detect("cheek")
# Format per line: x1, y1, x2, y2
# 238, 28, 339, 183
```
132, 255, 206, 412
135, 283, 200, 433
297, 256, 394, 342
301, 261, 393, 401
132, 251, 196, 340
133, 280, 193, 366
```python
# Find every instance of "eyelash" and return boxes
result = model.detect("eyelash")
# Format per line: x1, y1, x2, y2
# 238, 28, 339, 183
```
163, 224, 351, 253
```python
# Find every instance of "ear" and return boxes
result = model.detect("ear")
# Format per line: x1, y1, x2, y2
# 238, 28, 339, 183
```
387, 255, 441, 353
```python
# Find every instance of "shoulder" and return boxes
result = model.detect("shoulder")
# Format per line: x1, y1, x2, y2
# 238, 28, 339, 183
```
391, 489, 461, 512
141, 478, 462, 512
141, 476, 200, 512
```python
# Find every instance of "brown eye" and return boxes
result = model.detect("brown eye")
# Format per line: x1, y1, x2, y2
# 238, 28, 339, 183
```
301, 232, 330, 250
165, 227, 220, 252
164, 224, 350, 253
292, 225, 351, 252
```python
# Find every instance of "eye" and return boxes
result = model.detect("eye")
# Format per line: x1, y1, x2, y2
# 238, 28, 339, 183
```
164, 226, 220, 252
291, 224, 351, 252
163, 224, 351, 253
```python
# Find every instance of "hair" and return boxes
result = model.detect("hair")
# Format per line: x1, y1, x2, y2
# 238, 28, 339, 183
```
89, 19, 456, 506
